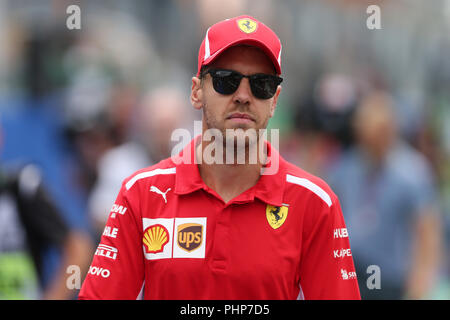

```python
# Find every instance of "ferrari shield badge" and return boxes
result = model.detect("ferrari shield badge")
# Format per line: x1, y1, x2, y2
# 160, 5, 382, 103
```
237, 18, 258, 34
266, 205, 288, 229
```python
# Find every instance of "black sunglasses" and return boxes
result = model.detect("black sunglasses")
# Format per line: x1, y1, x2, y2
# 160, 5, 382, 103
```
202, 68, 283, 100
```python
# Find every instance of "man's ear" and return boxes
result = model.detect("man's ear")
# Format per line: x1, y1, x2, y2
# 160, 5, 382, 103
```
269, 85, 282, 118
191, 77, 203, 110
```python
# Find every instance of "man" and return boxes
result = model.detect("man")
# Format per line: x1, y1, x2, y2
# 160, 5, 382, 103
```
79, 15, 360, 300
327, 91, 442, 299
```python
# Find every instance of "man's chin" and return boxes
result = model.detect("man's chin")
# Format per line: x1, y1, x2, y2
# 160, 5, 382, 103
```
224, 129, 259, 146
226, 124, 254, 131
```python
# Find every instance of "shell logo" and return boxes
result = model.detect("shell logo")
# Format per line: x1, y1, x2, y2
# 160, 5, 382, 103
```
143, 224, 169, 254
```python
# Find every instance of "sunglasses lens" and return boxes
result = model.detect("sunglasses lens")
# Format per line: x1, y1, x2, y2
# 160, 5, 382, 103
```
212, 70, 241, 95
250, 76, 279, 99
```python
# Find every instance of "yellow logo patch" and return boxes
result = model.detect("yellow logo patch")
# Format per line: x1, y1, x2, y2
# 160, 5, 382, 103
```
266, 205, 288, 229
143, 224, 169, 254
237, 18, 258, 34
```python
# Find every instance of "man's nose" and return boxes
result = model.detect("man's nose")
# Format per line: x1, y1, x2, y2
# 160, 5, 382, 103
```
232, 78, 252, 105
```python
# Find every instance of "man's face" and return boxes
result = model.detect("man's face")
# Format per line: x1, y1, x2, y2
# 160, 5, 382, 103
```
353, 94, 397, 160
191, 45, 281, 140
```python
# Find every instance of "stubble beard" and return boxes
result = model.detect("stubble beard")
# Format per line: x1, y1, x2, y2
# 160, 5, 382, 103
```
203, 102, 269, 165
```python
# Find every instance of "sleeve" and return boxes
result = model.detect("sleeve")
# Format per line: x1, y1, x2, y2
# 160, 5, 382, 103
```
18, 184, 69, 247
12, 166, 70, 279
407, 159, 438, 219
14, 165, 69, 246
299, 196, 361, 300
78, 181, 145, 299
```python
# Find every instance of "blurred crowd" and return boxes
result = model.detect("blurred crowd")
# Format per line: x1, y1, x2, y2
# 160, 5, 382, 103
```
0, 0, 449, 299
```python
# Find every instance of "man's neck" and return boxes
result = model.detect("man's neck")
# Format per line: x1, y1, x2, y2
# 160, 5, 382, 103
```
196, 139, 263, 204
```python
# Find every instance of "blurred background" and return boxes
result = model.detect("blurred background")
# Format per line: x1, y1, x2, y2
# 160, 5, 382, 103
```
0, 0, 448, 299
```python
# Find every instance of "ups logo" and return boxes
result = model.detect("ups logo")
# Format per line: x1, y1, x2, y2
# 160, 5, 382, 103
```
177, 223, 203, 252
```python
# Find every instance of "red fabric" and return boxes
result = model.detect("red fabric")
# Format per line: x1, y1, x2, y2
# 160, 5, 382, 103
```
79, 138, 360, 300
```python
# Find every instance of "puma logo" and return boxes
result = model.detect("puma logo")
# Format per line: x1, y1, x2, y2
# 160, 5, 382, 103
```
150, 186, 171, 203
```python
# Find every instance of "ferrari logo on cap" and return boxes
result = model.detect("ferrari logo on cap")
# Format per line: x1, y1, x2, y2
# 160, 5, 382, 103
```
266, 205, 288, 229
237, 18, 258, 34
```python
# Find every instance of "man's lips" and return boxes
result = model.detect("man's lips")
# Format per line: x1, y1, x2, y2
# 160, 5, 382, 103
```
226, 113, 255, 122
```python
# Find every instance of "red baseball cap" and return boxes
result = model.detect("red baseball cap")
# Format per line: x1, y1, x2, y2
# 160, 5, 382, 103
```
197, 15, 282, 77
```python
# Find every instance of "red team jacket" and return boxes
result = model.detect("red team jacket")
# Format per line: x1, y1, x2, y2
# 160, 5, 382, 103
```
79, 138, 360, 300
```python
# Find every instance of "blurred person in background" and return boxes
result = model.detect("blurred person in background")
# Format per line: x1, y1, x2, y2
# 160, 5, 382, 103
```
136, 86, 193, 164
63, 65, 126, 199
0, 126, 93, 299
327, 91, 443, 299
87, 85, 193, 237
284, 72, 359, 176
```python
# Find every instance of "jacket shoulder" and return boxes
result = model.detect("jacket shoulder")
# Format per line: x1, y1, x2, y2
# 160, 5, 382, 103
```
122, 157, 176, 192
282, 159, 338, 207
